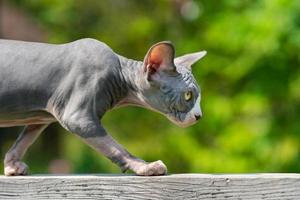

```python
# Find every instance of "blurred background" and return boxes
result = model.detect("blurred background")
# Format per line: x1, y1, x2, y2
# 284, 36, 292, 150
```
0, 0, 300, 174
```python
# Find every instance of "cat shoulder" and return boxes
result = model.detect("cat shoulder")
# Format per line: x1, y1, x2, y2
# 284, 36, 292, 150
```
69, 38, 119, 68
71, 38, 113, 54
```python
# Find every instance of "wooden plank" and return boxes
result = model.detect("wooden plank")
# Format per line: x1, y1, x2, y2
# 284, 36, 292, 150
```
0, 174, 300, 199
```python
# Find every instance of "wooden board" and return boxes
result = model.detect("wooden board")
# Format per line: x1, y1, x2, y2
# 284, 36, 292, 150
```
0, 174, 300, 199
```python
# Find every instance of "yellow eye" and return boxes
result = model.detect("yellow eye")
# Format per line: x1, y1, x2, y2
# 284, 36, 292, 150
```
184, 91, 193, 101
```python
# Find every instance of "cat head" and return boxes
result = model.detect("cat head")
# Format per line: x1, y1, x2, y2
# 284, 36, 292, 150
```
141, 41, 206, 127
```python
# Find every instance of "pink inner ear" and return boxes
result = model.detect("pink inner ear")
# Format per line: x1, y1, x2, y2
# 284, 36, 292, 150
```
145, 42, 175, 74
149, 46, 164, 65
146, 47, 163, 74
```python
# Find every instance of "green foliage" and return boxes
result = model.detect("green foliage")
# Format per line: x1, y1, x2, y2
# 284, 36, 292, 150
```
2, 0, 300, 174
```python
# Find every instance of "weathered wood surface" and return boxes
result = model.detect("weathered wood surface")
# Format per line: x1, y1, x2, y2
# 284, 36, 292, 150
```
0, 173, 300, 199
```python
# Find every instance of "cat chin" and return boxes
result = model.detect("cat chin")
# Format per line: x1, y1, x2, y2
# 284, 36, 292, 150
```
166, 116, 197, 128
176, 121, 197, 128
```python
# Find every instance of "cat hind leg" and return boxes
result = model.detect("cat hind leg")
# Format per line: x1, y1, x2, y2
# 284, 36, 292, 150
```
4, 124, 49, 176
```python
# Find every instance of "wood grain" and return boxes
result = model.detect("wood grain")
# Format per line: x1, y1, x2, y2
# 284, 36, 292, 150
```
0, 174, 299, 199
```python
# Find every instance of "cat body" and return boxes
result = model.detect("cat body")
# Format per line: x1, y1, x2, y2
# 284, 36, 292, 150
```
0, 38, 206, 176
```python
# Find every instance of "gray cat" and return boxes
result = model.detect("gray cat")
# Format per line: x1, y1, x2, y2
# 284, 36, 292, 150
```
0, 38, 206, 176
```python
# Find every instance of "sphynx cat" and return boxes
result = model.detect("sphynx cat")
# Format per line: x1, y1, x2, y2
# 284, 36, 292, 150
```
0, 38, 206, 176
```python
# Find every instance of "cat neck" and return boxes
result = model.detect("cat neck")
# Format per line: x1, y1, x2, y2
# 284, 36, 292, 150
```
116, 55, 151, 109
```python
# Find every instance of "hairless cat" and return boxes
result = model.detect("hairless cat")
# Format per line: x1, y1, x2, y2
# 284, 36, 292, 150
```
0, 38, 206, 176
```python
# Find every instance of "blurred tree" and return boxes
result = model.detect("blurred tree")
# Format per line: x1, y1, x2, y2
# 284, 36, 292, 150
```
0, 0, 300, 174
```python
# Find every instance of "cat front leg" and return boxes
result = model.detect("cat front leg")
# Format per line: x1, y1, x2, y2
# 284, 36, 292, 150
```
84, 134, 167, 175
59, 115, 167, 175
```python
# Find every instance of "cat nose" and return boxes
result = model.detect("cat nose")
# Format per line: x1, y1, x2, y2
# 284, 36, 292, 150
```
194, 114, 201, 120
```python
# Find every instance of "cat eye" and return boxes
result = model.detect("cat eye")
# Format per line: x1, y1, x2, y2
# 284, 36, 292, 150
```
184, 91, 193, 101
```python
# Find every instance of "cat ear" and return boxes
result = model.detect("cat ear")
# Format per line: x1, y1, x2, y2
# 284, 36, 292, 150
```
144, 41, 176, 79
174, 51, 207, 70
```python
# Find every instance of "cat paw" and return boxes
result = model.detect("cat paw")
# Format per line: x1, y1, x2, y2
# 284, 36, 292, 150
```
4, 161, 29, 176
134, 160, 167, 176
